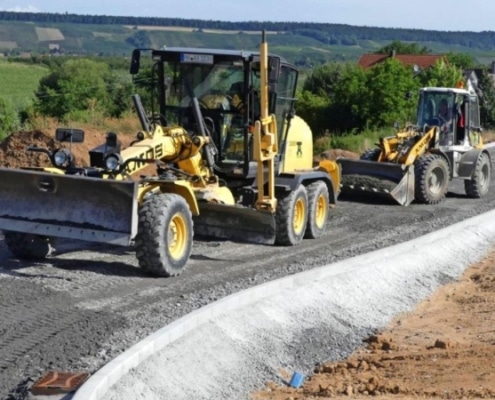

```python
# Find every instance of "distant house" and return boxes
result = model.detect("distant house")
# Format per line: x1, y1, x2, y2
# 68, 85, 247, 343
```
463, 62, 495, 95
468, 62, 495, 86
358, 52, 495, 97
463, 68, 484, 93
357, 52, 448, 71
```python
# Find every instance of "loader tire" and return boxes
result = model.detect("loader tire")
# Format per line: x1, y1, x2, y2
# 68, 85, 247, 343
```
135, 193, 193, 277
4, 232, 55, 260
414, 154, 449, 204
304, 181, 329, 239
275, 184, 308, 246
465, 152, 491, 198
360, 148, 381, 161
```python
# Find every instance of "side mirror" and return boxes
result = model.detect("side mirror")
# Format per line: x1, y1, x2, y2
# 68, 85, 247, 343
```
55, 128, 84, 143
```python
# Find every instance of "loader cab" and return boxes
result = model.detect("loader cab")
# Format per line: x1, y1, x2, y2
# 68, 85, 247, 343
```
134, 47, 299, 190
416, 88, 481, 148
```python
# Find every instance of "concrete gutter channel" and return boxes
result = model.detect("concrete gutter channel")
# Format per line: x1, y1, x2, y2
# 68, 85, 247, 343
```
66, 208, 495, 400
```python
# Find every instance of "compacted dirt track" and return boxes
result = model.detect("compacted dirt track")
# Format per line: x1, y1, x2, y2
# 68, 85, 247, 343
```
0, 131, 494, 399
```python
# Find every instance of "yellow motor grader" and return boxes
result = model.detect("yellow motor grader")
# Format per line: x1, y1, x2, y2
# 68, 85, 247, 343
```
338, 86, 492, 206
0, 32, 340, 277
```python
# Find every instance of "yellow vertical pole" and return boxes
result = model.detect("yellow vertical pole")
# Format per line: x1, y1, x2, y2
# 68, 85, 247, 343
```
253, 30, 278, 212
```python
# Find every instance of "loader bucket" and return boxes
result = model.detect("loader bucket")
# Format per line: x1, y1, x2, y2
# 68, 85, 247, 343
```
193, 202, 276, 245
338, 159, 415, 206
0, 168, 137, 246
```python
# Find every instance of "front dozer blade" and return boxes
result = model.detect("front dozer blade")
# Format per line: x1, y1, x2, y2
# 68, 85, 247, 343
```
193, 202, 276, 245
0, 168, 137, 246
338, 159, 415, 206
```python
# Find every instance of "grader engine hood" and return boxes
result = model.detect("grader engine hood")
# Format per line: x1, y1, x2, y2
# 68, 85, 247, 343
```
0, 168, 138, 245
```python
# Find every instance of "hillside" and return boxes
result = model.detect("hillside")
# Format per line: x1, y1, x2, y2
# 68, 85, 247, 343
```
1, 12, 495, 66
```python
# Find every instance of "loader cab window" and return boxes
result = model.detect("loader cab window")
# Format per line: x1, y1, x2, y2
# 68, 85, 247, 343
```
469, 95, 480, 129
454, 95, 467, 144
417, 92, 455, 145
468, 95, 482, 146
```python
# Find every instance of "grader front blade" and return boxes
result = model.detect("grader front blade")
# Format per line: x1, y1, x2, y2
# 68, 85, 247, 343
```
0, 168, 138, 245
338, 159, 415, 206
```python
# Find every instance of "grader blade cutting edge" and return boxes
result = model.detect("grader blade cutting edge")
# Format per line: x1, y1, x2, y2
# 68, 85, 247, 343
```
193, 202, 276, 245
338, 159, 415, 206
0, 168, 138, 245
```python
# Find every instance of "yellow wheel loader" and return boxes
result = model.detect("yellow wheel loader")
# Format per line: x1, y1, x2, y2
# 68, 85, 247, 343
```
0, 32, 340, 277
338, 86, 492, 206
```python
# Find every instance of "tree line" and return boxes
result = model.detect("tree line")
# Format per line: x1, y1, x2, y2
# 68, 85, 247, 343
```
297, 51, 495, 135
1, 42, 495, 142
1, 11, 495, 51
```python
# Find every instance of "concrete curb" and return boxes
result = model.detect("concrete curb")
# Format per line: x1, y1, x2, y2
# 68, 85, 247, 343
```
74, 208, 495, 400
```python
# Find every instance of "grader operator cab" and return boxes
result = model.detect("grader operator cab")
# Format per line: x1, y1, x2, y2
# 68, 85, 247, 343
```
0, 32, 340, 277
338, 86, 491, 206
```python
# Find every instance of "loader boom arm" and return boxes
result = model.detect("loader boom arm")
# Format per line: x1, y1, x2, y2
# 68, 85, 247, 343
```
402, 127, 436, 166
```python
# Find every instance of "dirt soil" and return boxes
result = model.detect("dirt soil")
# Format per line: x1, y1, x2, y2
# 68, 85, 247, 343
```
0, 128, 354, 171
251, 250, 495, 400
0, 129, 136, 168
318, 148, 360, 161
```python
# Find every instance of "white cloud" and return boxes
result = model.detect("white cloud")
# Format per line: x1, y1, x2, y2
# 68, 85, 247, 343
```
3, 5, 40, 12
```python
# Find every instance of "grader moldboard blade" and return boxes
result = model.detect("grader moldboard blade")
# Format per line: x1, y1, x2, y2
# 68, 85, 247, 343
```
0, 168, 138, 245
338, 159, 415, 206
193, 202, 276, 245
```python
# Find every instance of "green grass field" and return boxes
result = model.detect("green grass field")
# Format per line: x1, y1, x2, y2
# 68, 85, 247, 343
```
0, 61, 49, 110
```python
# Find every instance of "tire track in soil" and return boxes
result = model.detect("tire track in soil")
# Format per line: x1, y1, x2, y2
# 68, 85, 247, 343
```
0, 279, 82, 370
0, 277, 127, 399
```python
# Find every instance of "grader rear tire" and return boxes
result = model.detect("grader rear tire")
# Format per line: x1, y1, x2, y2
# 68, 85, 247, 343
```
135, 193, 193, 277
275, 184, 308, 246
414, 154, 450, 204
304, 181, 329, 239
4, 232, 55, 260
465, 152, 491, 198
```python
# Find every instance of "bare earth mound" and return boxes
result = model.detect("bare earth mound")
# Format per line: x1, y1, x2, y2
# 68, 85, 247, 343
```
252, 250, 495, 400
317, 149, 360, 161
1, 131, 357, 178
0, 129, 136, 168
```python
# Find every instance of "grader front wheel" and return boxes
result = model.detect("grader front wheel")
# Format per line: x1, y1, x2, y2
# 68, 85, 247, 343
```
135, 193, 193, 277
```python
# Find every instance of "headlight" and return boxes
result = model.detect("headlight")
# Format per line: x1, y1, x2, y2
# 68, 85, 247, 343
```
52, 149, 72, 167
104, 153, 123, 172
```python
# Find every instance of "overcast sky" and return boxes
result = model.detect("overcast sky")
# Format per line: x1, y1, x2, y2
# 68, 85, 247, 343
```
1, 0, 495, 32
